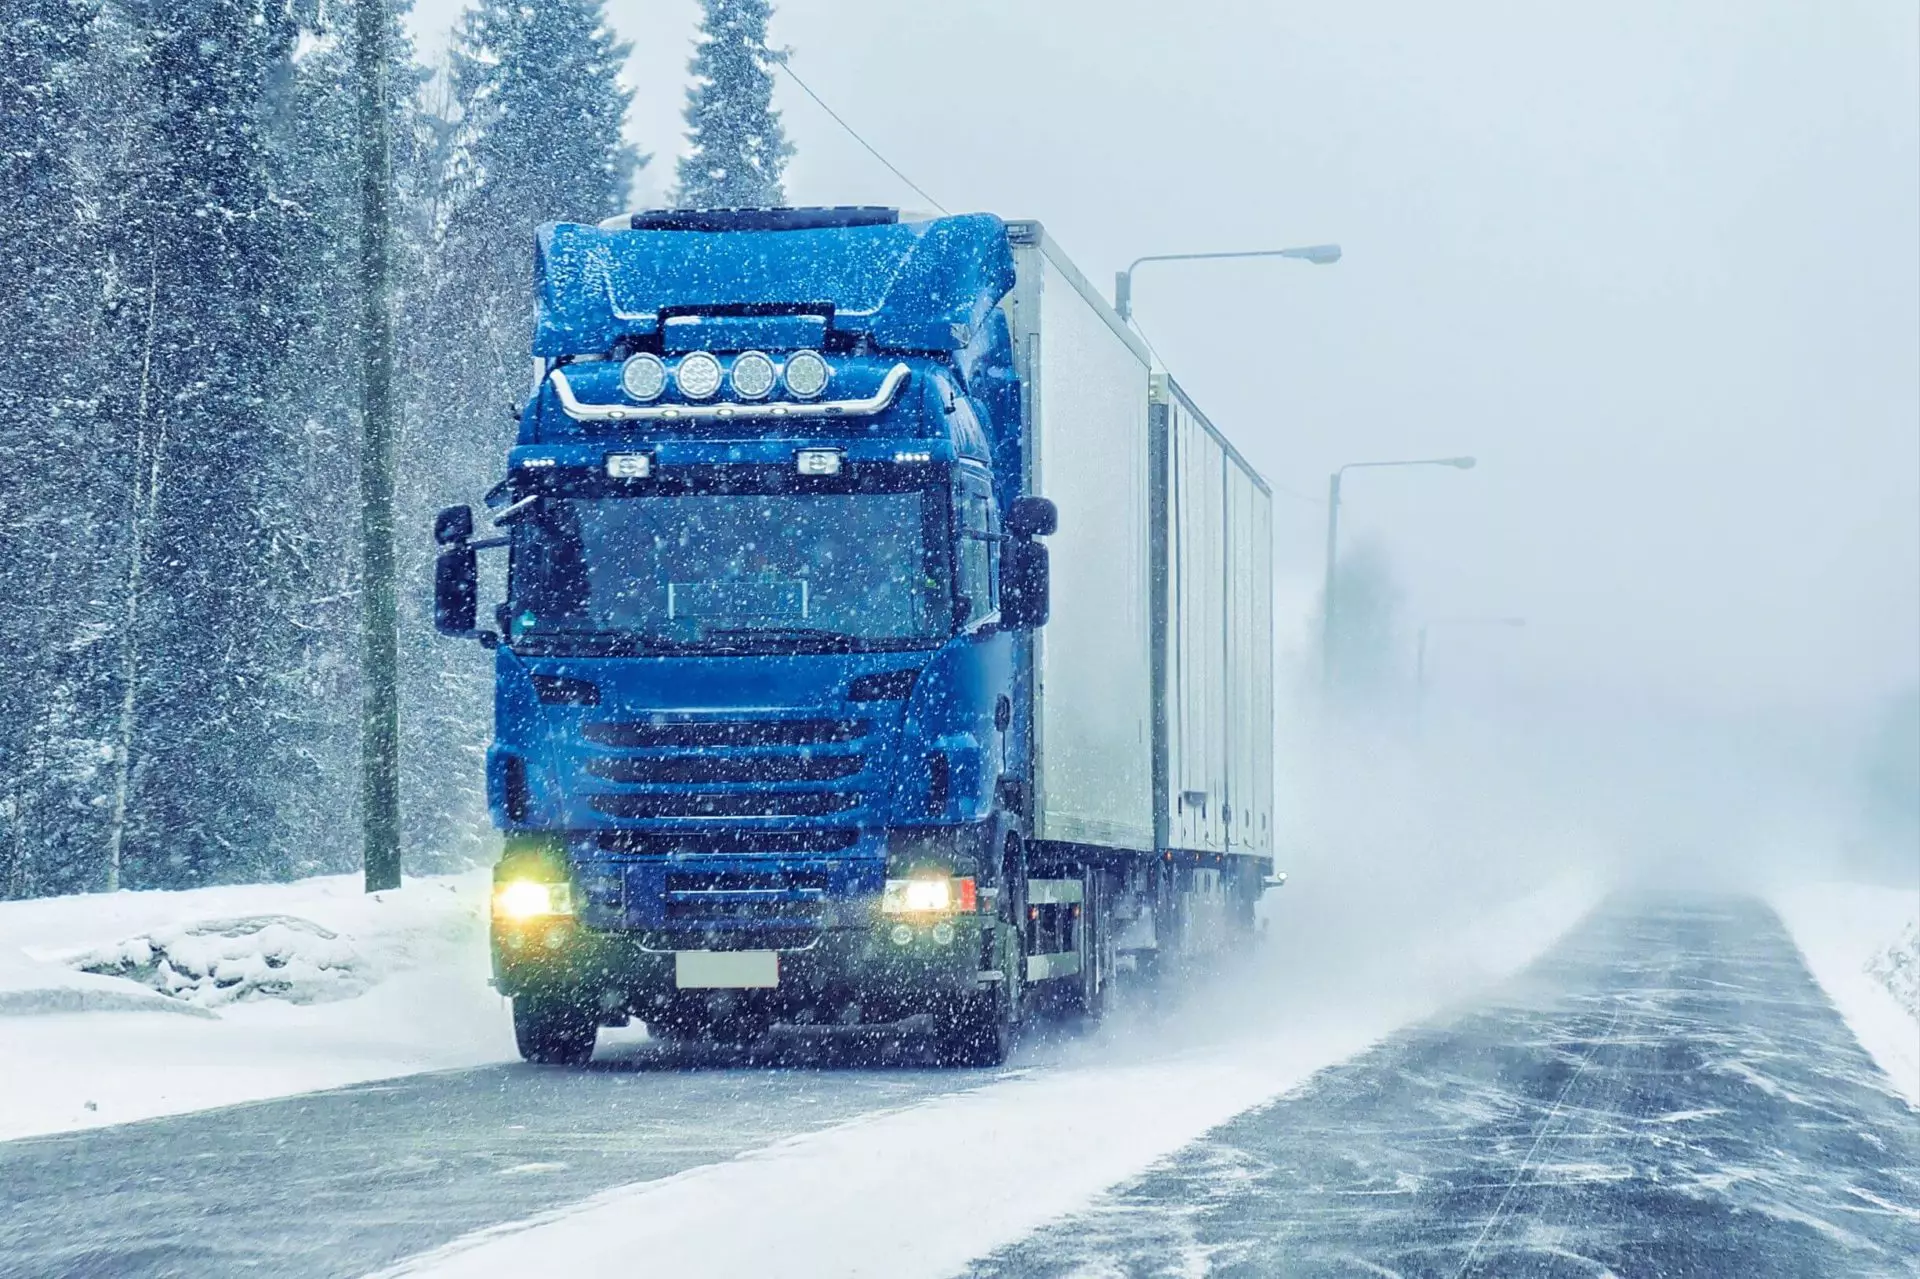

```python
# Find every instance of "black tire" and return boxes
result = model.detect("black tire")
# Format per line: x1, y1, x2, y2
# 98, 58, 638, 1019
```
513, 991, 598, 1066
938, 987, 1012, 1067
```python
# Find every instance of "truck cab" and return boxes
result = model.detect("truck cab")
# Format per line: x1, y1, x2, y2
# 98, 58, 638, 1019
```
435, 207, 1275, 1067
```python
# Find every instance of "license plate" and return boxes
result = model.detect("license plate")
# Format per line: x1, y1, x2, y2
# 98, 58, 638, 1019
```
674, 950, 779, 989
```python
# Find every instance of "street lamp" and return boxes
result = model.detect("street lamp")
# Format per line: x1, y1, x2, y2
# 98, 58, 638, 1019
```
1322, 457, 1476, 685
1114, 244, 1341, 322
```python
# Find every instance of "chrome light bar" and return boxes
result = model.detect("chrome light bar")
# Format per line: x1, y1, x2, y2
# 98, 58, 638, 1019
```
549, 362, 911, 425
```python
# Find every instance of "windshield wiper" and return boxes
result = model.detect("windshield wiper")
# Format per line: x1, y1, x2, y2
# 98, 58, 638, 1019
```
702, 627, 863, 651
511, 631, 672, 656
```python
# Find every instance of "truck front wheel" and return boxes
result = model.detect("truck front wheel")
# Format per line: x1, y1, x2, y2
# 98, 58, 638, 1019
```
512, 991, 598, 1066
938, 987, 1012, 1067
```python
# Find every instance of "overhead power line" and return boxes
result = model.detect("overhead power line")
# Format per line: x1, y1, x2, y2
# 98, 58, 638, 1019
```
772, 56, 949, 215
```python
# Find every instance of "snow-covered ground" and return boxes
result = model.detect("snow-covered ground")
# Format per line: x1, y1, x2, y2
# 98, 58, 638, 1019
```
370, 874, 1602, 1279
0, 870, 514, 1140
1771, 880, 1920, 1106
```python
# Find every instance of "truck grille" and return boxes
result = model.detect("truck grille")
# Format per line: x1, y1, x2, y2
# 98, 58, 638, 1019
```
586, 754, 863, 785
582, 719, 869, 748
663, 868, 830, 923
590, 792, 860, 819
597, 829, 858, 857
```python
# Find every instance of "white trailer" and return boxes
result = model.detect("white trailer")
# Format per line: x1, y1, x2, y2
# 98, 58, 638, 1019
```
1000, 221, 1276, 986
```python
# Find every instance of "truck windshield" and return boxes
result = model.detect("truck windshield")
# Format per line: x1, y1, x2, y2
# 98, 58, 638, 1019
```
506, 488, 950, 653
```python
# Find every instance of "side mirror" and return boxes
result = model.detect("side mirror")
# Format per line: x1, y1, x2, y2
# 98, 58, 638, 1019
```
434, 547, 478, 635
1005, 496, 1057, 539
434, 504, 474, 545
1000, 539, 1050, 630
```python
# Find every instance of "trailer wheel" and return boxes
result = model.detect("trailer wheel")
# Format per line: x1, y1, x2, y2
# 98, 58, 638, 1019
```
513, 991, 598, 1066
1073, 868, 1110, 1022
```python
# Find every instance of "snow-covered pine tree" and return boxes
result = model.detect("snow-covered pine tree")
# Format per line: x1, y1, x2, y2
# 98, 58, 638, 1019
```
677, 0, 793, 208
92, 0, 303, 890
400, 0, 642, 870
0, 0, 126, 897
253, 1, 430, 881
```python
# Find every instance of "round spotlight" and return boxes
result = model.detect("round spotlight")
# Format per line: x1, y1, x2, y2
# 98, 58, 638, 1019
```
621, 352, 668, 402
674, 351, 723, 400
729, 351, 776, 400
782, 349, 830, 399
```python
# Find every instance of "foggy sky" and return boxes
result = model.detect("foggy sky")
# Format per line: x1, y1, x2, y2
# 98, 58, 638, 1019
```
411, 0, 1920, 718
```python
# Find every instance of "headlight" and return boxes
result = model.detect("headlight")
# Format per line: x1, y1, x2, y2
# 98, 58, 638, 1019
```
621, 352, 668, 401
729, 351, 776, 400
881, 876, 977, 914
493, 879, 574, 920
674, 351, 723, 399
782, 349, 830, 399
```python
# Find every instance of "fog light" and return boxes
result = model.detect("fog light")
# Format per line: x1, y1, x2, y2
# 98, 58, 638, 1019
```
796, 448, 843, 476
782, 349, 829, 398
931, 922, 956, 946
890, 924, 914, 946
675, 351, 723, 399
729, 351, 776, 400
621, 353, 668, 401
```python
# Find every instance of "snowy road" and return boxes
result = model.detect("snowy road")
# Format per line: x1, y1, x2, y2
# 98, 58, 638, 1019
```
2, 893, 1914, 1278
966, 896, 1920, 1278
0, 1042, 990, 1278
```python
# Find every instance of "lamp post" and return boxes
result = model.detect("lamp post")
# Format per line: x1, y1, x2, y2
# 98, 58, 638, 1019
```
1322, 457, 1476, 686
1114, 244, 1341, 322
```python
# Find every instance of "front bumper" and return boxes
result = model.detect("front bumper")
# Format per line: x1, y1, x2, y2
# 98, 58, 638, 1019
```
491, 911, 993, 1019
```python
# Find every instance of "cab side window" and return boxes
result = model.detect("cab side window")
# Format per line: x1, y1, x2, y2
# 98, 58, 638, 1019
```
956, 470, 999, 625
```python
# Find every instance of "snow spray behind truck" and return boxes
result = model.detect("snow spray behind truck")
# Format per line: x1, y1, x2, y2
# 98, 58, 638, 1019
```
432, 208, 1276, 1065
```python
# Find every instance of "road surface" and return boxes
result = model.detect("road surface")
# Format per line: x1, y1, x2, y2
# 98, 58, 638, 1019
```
2, 894, 1914, 1278
967, 896, 1920, 1278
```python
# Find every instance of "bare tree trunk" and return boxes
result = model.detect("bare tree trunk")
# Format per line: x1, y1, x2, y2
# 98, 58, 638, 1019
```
4, 773, 27, 899
358, 0, 402, 893
103, 245, 164, 894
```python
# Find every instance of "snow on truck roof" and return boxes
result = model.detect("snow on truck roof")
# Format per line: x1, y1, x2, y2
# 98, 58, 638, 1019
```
545, 209, 1016, 358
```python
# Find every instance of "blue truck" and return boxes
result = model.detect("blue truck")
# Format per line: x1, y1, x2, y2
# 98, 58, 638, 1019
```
433, 208, 1276, 1066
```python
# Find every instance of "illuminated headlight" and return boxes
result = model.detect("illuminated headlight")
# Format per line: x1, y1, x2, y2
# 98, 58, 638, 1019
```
782, 349, 830, 399
621, 352, 668, 402
882, 876, 977, 914
796, 448, 844, 476
729, 351, 777, 400
605, 452, 652, 479
493, 879, 574, 920
675, 351, 723, 399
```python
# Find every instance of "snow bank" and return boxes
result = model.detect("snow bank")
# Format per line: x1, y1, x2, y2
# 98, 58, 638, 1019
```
1770, 881, 1920, 1107
72, 914, 369, 1007
0, 948, 213, 1018
0, 870, 515, 1139
371, 873, 1601, 1279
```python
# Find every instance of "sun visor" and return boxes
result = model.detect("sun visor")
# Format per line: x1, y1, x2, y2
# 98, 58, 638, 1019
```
532, 212, 1017, 358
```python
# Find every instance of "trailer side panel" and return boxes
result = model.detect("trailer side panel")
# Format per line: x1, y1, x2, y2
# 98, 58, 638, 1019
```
1009, 236, 1155, 854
